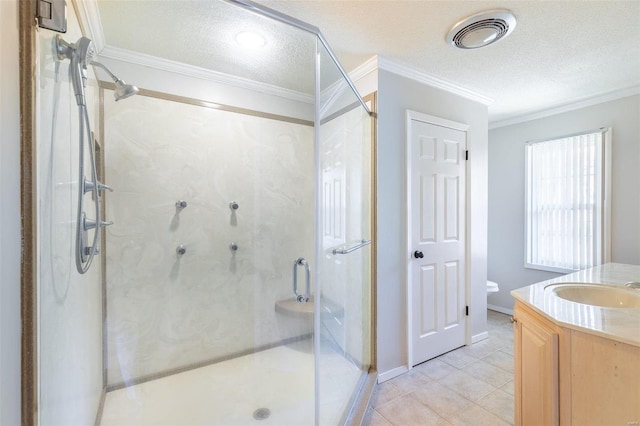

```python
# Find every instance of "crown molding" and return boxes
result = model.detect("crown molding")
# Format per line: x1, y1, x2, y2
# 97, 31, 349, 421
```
348, 55, 378, 82
78, 2, 492, 108
373, 55, 494, 106
97, 45, 314, 104
76, 0, 313, 104
319, 78, 349, 118
69, 35, 317, 105
489, 85, 640, 130
76, 0, 106, 51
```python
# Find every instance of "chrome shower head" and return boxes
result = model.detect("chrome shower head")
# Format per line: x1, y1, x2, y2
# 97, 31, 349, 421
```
55, 35, 96, 106
91, 61, 139, 102
113, 79, 139, 101
54, 36, 138, 105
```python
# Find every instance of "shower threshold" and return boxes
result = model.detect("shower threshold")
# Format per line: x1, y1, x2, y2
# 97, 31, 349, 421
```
99, 340, 362, 425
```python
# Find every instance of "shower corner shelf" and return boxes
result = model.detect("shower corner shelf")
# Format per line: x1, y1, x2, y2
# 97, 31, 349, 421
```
274, 297, 344, 319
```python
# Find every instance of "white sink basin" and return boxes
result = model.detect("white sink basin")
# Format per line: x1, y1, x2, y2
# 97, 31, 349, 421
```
548, 283, 640, 308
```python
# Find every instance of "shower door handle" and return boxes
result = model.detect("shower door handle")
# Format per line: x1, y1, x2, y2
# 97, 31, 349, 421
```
292, 257, 311, 304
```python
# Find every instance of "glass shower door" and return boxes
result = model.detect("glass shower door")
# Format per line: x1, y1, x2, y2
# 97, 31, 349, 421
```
315, 40, 373, 425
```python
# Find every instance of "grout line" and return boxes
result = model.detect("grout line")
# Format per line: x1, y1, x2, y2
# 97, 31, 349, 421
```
475, 387, 515, 424
365, 311, 515, 426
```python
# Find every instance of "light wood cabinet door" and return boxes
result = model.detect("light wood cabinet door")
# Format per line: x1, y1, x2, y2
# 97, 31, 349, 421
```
570, 331, 640, 425
515, 305, 559, 426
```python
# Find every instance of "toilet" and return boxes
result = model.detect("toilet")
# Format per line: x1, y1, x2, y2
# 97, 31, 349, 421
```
487, 280, 499, 294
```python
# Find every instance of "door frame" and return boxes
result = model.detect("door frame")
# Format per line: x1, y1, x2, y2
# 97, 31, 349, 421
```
405, 110, 470, 369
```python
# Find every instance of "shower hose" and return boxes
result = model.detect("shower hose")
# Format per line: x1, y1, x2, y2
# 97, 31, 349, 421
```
75, 103, 101, 274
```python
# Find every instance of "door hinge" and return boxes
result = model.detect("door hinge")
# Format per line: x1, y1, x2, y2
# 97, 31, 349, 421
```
36, 0, 67, 33
465, 150, 469, 161
465, 305, 469, 316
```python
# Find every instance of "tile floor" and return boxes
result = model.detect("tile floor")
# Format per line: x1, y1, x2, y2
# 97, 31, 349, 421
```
364, 310, 515, 426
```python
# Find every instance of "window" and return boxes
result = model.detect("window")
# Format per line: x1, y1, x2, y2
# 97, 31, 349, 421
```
525, 129, 611, 273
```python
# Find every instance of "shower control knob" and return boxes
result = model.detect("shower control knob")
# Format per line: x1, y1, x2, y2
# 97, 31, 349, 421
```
297, 295, 310, 304
229, 201, 239, 210
176, 245, 186, 256
413, 250, 424, 259
98, 182, 114, 192
83, 217, 113, 230
83, 178, 113, 193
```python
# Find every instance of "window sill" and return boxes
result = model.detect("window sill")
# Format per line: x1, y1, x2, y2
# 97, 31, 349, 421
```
524, 263, 576, 275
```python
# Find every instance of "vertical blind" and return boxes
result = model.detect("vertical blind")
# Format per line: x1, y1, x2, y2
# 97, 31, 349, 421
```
525, 130, 604, 272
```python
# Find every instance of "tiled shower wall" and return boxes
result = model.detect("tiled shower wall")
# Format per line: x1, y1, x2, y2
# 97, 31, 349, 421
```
103, 93, 315, 386
36, 10, 103, 426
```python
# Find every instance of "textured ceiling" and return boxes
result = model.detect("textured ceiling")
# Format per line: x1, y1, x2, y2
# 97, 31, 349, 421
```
96, 0, 640, 123
97, 0, 318, 94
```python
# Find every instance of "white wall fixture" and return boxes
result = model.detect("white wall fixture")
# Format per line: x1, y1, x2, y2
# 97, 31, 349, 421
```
446, 10, 517, 49
235, 31, 266, 49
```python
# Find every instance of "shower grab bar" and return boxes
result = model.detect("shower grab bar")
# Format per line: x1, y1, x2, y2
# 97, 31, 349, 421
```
332, 239, 372, 255
292, 257, 311, 304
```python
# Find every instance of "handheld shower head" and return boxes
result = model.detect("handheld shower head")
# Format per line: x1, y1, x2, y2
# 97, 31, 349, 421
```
53, 35, 138, 274
71, 37, 95, 106
54, 36, 95, 106
91, 61, 139, 101
75, 37, 95, 68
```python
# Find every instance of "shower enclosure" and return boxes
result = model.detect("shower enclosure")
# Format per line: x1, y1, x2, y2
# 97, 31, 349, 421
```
32, 0, 374, 425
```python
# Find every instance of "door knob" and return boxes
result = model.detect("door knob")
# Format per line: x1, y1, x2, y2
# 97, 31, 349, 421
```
414, 250, 424, 259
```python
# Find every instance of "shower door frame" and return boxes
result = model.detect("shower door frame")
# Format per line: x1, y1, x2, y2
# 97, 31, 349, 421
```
18, 1, 377, 425
19, 0, 38, 424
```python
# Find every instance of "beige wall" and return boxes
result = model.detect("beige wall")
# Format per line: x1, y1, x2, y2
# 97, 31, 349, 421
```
488, 95, 640, 312
0, 0, 22, 424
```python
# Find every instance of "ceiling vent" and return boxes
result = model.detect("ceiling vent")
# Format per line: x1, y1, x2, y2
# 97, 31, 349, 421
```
446, 10, 517, 49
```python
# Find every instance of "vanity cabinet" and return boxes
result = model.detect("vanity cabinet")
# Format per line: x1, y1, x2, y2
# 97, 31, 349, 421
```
513, 302, 561, 426
514, 300, 640, 426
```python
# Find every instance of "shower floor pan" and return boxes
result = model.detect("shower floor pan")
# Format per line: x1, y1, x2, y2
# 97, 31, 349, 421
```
100, 340, 362, 426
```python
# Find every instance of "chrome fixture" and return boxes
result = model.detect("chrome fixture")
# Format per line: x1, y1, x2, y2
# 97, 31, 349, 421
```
36, 0, 66, 33
91, 61, 139, 101
229, 242, 238, 252
55, 35, 94, 106
54, 35, 138, 273
625, 282, 640, 289
228, 0, 371, 115
84, 178, 112, 194
252, 408, 271, 421
55, 36, 138, 104
229, 201, 239, 210
176, 245, 187, 256
332, 239, 371, 255
292, 257, 311, 303
446, 10, 517, 49
175, 200, 188, 210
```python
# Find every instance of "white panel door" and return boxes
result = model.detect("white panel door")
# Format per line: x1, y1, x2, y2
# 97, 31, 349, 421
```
408, 116, 467, 366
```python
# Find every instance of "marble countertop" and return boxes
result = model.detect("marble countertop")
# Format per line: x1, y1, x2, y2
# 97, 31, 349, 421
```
511, 263, 640, 347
